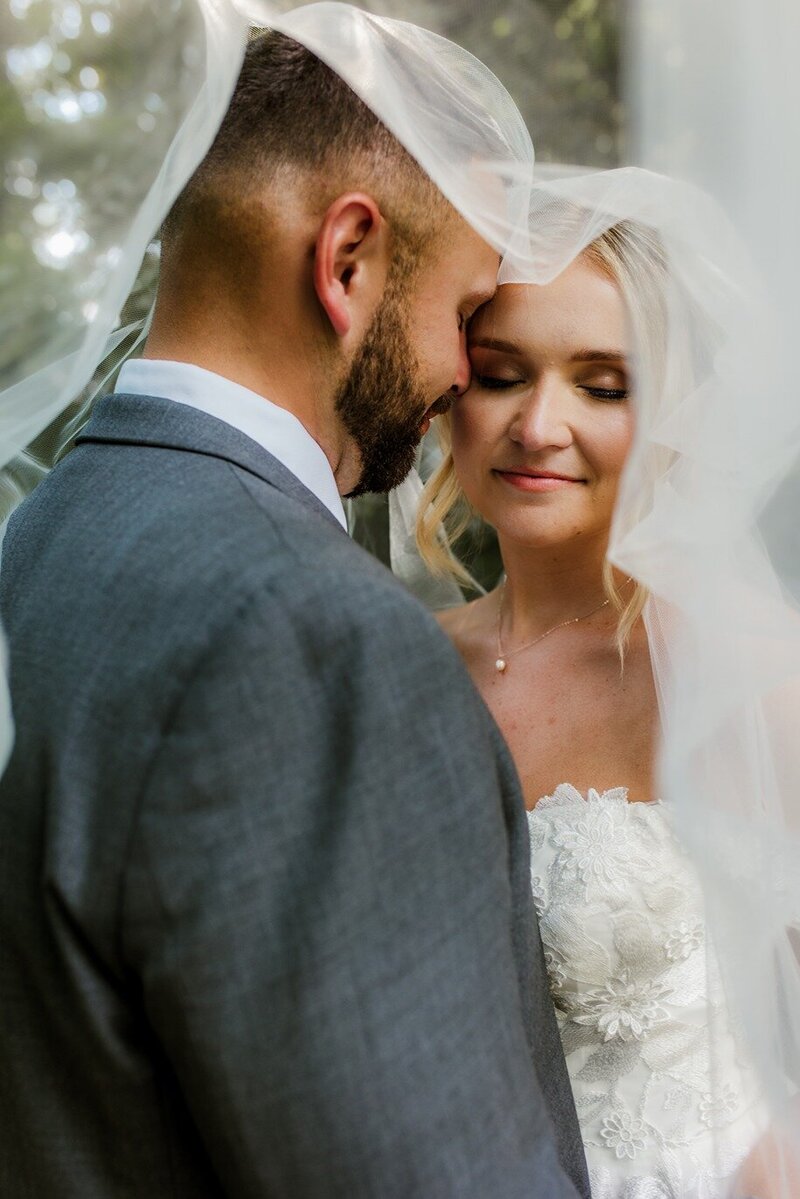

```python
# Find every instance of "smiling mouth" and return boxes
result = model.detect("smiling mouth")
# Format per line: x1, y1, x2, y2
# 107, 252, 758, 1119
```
494, 469, 585, 491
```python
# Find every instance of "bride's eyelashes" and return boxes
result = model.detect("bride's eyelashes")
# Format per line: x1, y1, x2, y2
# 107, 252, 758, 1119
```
473, 373, 525, 390
576, 362, 629, 401
580, 385, 629, 401
472, 377, 628, 399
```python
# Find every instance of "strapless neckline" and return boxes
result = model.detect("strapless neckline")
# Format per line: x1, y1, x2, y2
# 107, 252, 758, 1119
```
528, 783, 660, 813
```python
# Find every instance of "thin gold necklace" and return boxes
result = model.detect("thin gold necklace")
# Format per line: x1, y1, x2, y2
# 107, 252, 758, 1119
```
494, 577, 632, 674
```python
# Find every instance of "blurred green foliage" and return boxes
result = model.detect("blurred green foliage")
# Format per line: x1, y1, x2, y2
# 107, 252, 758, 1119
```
1, 0, 205, 390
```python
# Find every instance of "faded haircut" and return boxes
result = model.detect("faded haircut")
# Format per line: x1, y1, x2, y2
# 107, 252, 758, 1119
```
162, 29, 451, 261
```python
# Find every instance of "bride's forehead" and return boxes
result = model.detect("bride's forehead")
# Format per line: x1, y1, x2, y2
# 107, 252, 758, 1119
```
474, 266, 627, 346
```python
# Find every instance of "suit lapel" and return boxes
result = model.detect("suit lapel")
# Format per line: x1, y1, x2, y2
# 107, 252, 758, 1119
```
76, 393, 346, 532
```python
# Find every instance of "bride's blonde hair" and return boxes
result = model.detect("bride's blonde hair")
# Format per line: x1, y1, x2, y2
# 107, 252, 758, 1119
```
416, 220, 669, 659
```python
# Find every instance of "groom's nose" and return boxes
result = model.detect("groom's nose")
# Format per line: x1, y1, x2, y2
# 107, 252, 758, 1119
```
450, 330, 471, 396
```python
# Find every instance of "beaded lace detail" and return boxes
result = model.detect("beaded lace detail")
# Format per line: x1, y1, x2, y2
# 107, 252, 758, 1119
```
529, 784, 766, 1198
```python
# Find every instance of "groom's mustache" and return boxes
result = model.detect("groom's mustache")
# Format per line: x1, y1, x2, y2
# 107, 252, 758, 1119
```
426, 394, 453, 419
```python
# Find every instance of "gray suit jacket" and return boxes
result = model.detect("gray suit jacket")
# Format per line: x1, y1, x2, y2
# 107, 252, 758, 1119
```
0, 393, 589, 1198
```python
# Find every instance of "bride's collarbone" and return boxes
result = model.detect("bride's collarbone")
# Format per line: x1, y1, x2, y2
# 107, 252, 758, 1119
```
436, 603, 658, 805
488, 643, 658, 811
488, 633, 649, 711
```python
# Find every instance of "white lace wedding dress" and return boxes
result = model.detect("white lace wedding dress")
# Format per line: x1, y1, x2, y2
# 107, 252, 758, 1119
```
529, 784, 767, 1199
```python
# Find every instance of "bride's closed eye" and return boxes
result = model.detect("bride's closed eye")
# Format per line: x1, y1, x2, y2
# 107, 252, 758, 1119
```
580, 385, 628, 401
574, 358, 629, 402
472, 376, 628, 398
473, 373, 526, 390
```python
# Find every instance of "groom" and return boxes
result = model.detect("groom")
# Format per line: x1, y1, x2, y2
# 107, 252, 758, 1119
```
0, 25, 589, 1199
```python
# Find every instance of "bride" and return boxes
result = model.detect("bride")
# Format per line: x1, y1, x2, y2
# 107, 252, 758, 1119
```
416, 216, 781, 1197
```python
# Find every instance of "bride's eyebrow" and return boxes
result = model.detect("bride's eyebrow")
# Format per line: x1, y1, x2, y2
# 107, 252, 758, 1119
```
569, 349, 626, 363
469, 336, 523, 354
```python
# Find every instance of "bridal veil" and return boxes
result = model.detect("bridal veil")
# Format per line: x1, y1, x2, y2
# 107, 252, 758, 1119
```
3, 0, 800, 1187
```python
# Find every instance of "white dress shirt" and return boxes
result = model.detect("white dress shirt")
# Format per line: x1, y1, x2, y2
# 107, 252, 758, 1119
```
115, 359, 347, 530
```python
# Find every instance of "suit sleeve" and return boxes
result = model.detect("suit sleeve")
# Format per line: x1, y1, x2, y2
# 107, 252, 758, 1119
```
121, 579, 583, 1198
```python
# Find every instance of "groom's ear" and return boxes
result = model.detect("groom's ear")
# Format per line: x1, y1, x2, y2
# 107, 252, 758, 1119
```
313, 193, 390, 340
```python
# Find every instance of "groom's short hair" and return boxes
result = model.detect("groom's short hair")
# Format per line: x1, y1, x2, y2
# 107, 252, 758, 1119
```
163, 29, 450, 260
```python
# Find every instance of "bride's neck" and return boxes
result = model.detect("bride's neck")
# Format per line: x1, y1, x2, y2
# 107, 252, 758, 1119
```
496, 533, 619, 642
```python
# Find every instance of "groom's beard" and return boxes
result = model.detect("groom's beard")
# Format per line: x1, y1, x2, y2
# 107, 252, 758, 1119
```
336, 288, 436, 498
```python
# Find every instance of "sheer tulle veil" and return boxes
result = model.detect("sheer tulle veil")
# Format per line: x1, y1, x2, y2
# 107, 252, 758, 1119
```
3, 0, 800, 1186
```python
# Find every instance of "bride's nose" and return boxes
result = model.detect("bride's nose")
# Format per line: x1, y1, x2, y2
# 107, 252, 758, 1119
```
508, 377, 573, 451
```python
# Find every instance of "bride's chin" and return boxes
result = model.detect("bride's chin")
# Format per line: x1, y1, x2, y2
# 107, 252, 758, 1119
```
491, 517, 579, 551
486, 496, 608, 550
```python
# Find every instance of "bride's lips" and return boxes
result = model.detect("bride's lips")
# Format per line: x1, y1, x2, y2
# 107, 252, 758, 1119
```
419, 414, 432, 436
494, 469, 584, 492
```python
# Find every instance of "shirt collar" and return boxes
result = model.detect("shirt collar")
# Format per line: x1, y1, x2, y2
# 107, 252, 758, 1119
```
115, 359, 348, 531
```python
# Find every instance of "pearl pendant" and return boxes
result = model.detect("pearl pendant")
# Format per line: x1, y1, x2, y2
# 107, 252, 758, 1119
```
495, 658, 507, 673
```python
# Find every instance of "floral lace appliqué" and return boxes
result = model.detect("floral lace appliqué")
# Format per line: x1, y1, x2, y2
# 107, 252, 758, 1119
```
543, 947, 567, 995
664, 919, 704, 962
600, 1110, 649, 1160
698, 1085, 739, 1128
572, 970, 671, 1043
528, 784, 766, 1198
550, 786, 633, 892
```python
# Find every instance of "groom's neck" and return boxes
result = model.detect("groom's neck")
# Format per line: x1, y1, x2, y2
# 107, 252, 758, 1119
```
142, 271, 351, 476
